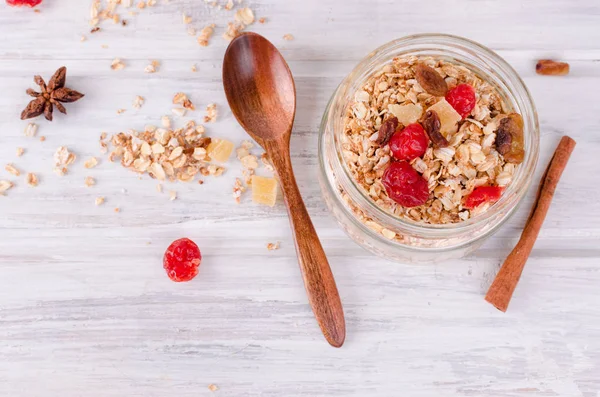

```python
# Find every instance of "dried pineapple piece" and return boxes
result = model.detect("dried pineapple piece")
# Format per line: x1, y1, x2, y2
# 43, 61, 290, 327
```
427, 99, 462, 136
251, 175, 278, 207
207, 139, 234, 162
388, 103, 423, 125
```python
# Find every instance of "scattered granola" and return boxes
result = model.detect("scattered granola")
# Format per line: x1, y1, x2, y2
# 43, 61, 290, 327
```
117, 108, 127, 115
111, 58, 126, 70
258, 17, 266, 24
39, 136, 46, 142
24, 122, 38, 137
232, 177, 245, 203
198, 24, 216, 46
208, 384, 218, 392
84, 176, 96, 187
53, 146, 76, 176
95, 196, 105, 206
169, 190, 177, 201
144, 60, 160, 73
5, 164, 21, 177
172, 92, 195, 110
84, 157, 99, 169
342, 55, 523, 225
26, 172, 38, 187
0, 180, 14, 195
234, 7, 254, 25
266, 241, 280, 250
133, 95, 145, 109
283, 34, 294, 41
223, 21, 244, 41
203, 103, 217, 123
16, 147, 25, 157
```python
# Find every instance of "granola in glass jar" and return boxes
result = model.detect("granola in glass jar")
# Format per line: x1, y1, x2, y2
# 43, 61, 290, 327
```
342, 55, 524, 225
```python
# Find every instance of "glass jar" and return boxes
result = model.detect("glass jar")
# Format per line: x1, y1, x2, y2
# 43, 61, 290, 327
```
318, 34, 539, 263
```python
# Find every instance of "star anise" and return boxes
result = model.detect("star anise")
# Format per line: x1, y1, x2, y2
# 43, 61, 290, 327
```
21, 66, 84, 121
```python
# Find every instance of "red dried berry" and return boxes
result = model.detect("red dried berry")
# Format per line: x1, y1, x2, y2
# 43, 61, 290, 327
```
163, 238, 202, 282
445, 83, 476, 119
464, 186, 504, 209
382, 161, 429, 207
6, 0, 43, 7
389, 123, 429, 161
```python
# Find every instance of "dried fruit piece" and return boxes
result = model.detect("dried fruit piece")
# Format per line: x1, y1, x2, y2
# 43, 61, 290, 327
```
382, 161, 429, 207
421, 110, 449, 148
163, 238, 202, 282
536, 60, 569, 76
375, 116, 399, 146
414, 63, 448, 96
388, 103, 423, 126
6, 0, 42, 7
389, 123, 429, 161
496, 113, 525, 163
251, 175, 278, 207
464, 186, 503, 209
207, 139, 234, 162
445, 84, 476, 119
427, 99, 462, 136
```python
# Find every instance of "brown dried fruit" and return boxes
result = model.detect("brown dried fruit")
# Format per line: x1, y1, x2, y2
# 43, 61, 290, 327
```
421, 110, 449, 148
414, 64, 448, 96
376, 116, 399, 146
496, 113, 525, 163
536, 60, 569, 76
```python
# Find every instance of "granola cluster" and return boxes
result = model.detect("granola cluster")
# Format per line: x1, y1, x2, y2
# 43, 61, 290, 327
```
342, 56, 522, 225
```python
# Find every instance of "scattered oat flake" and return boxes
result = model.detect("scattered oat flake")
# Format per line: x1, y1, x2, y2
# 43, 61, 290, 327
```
156, 183, 163, 193
144, 64, 156, 73
133, 95, 145, 109
117, 108, 127, 114
24, 123, 38, 137
0, 180, 14, 195
84, 157, 99, 169
161, 115, 172, 128
172, 108, 186, 117
5, 164, 21, 177
191, 64, 198, 72
182, 13, 192, 24
283, 34, 294, 41
232, 177, 245, 203
224, 0, 234, 10
85, 176, 96, 187
234, 7, 254, 25
16, 147, 25, 157
95, 196, 105, 206
111, 58, 126, 70
169, 191, 177, 201
26, 173, 38, 187
266, 241, 280, 251
80, 35, 87, 42
198, 24, 215, 47
208, 384, 218, 392
204, 103, 217, 123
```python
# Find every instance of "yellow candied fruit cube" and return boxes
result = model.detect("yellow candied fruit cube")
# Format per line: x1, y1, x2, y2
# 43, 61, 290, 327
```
207, 139, 234, 162
251, 175, 278, 207
427, 99, 462, 136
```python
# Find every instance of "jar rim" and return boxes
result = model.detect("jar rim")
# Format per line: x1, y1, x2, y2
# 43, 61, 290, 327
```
319, 33, 539, 241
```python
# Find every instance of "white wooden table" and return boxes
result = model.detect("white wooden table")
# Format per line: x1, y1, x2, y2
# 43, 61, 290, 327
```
1, 1, 599, 396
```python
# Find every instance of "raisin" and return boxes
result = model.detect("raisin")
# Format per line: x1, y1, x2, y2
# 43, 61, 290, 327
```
389, 123, 429, 161
163, 238, 202, 282
421, 110, 449, 148
496, 113, 525, 163
445, 84, 476, 119
414, 64, 448, 97
376, 116, 399, 146
536, 60, 569, 76
382, 161, 429, 207
464, 186, 503, 209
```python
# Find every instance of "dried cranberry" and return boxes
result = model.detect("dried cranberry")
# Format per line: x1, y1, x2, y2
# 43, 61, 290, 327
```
389, 123, 429, 161
445, 84, 476, 119
464, 186, 504, 209
163, 238, 202, 282
6, 0, 43, 7
382, 161, 429, 207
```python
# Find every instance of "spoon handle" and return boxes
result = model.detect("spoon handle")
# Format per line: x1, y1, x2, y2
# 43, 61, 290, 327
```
265, 140, 346, 348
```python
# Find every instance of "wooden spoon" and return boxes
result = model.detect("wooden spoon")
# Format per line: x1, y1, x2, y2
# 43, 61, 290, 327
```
222, 32, 346, 347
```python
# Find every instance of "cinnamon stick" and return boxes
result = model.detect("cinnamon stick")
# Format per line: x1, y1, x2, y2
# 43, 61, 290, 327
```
485, 136, 576, 312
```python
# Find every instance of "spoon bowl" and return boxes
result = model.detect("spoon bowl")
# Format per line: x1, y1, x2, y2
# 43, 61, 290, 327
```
223, 32, 346, 347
